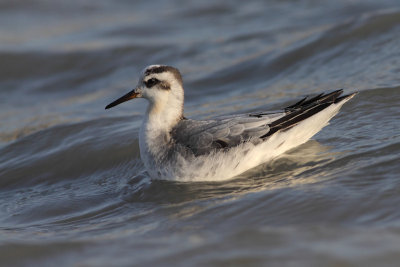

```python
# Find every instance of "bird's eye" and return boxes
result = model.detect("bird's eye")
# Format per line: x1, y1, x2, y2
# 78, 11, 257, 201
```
145, 78, 159, 88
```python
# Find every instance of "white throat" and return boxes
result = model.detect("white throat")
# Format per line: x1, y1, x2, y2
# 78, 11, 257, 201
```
145, 90, 183, 132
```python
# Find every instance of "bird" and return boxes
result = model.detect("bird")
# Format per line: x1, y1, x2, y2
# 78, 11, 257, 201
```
105, 65, 357, 182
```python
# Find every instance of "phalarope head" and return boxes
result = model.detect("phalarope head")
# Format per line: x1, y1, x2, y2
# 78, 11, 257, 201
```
105, 65, 183, 110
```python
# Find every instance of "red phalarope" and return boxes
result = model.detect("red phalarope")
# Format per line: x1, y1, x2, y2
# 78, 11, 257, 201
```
105, 65, 357, 182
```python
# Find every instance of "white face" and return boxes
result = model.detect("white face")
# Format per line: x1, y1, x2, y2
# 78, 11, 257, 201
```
137, 65, 184, 104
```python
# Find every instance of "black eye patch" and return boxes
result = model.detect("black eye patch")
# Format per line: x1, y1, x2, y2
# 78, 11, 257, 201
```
145, 78, 159, 88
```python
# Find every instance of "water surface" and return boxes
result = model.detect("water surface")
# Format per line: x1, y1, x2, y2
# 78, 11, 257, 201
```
1, 0, 400, 266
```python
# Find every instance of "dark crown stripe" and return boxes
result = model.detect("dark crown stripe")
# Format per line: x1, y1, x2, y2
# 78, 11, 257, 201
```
144, 65, 183, 86
145, 66, 169, 75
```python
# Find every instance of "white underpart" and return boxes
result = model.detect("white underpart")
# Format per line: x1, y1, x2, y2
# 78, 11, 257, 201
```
140, 97, 352, 182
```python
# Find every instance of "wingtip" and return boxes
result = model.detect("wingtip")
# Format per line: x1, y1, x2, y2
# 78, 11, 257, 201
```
334, 90, 358, 103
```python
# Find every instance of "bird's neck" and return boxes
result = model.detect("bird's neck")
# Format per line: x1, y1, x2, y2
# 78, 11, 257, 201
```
143, 97, 183, 137
139, 98, 183, 161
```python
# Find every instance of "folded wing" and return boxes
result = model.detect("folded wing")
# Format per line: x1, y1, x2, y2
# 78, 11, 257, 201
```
172, 89, 356, 156
172, 112, 284, 155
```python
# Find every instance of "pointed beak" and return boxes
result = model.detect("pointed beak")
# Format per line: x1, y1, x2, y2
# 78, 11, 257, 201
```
105, 88, 140, 109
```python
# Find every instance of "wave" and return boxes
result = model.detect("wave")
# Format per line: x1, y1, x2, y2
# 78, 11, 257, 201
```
0, 42, 169, 86
189, 9, 400, 92
0, 116, 141, 190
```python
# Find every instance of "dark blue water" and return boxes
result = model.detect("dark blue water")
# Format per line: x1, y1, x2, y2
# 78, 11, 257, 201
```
1, 1, 400, 266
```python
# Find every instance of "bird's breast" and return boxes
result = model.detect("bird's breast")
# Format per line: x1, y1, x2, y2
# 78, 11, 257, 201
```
139, 122, 173, 161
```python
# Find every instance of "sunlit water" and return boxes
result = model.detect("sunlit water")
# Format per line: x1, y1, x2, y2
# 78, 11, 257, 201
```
1, 0, 400, 266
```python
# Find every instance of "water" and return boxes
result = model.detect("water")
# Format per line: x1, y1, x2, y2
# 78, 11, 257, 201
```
1, 0, 400, 265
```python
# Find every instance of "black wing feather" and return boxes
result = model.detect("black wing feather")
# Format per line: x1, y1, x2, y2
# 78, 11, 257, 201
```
261, 89, 354, 138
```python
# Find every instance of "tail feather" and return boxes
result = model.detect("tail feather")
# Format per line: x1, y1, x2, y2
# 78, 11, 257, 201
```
261, 89, 356, 138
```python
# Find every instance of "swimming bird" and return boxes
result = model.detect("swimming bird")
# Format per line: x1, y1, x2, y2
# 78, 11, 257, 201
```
105, 65, 357, 182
